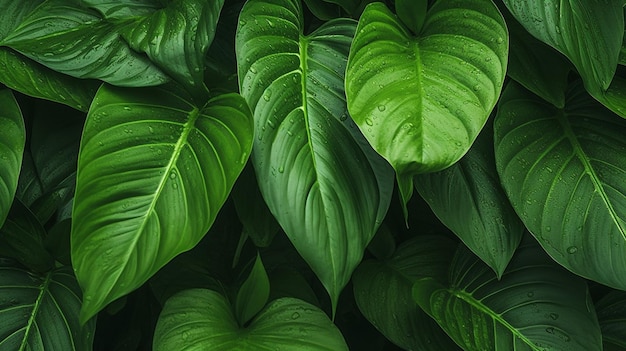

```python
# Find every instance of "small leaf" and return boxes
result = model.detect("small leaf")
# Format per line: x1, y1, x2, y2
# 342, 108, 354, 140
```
353, 235, 460, 350
596, 290, 626, 350
0, 263, 96, 350
495, 81, 626, 291
395, 0, 427, 35
0, 89, 25, 228
415, 121, 525, 277
413, 236, 603, 351
235, 254, 270, 325
154, 289, 348, 350
346, 0, 508, 206
71, 84, 253, 323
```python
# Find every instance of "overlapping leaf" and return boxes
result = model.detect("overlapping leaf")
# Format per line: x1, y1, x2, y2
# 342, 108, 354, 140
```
495, 81, 626, 291
345, 0, 508, 205
0, 90, 25, 228
236, 0, 393, 312
413, 236, 603, 351
71, 84, 253, 323
0, 262, 95, 350
415, 122, 524, 277
596, 290, 626, 350
353, 236, 460, 350
503, 0, 623, 92
153, 289, 348, 351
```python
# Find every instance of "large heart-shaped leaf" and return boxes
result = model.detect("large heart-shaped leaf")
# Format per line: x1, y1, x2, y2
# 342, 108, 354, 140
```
503, 0, 623, 92
0, 262, 96, 350
0, 89, 25, 228
71, 84, 253, 323
353, 235, 460, 350
345, 0, 508, 205
1, 0, 169, 87
153, 289, 348, 351
415, 121, 525, 277
494, 81, 626, 291
413, 236, 603, 351
596, 290, 626, 350
236, 0, 393, 312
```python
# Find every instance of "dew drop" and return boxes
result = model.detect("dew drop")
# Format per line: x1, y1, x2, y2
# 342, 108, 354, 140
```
170, 172, 177, 179
262, 89, 272, 101
148, 126, 154, 134
123, 106, 131, 111
339, 113, 348, 121
545, 226, 551, 232
365, 118, 373, 126
567, 246, 578, 254
239, 19, 247, 26
377, 104, 386, 112
291, 312, 300, 320
496, 37, 504, 44
549, 313, 559, 320
182, 331, 190, 340
249, 66, 257, 74
473, 84, 480, 91
527, 291, 534, 298
278, 166, 284, 173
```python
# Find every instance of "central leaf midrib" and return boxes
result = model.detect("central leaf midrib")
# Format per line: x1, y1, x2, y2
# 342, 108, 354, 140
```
20, 272, 52, 351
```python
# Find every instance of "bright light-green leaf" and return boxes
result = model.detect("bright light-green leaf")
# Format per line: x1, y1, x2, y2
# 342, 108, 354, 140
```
235, 254, 270, 325
236, 0, 393, 313
0, 89, 25, 229
503, 0, 623, 92
154, 289, 348, 351
71, 84, 253, 323
0, 262, 96, 350
413, 236, 603, 351
415, 122, 524, 278
345, 0, 508, 206
495, 81, 626, 291
596, 290, 626, 350
353, 235, 460, 350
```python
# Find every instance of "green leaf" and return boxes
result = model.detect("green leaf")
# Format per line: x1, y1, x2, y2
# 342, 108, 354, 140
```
0, 263, 96, 350
44, 218, 72, 266
413, 236, 603, 351
415, 121, 525, 277
596, 291, 626, 350
153, 289, 348, 351
236, 0, 393, 313
120, 0, 224, 96
71, 83, 253, 323
83, 0, 162, 19
0, 199, 54, 273
235, 254, 270, 325
494, 81, 626, 291
503, 0, 623, 92
395, 0, 427, 35
345, 0, 508, 206
0, 89, 25, 228
303, 0, 342, 20
353, 235, 461, 350
322, 0, 360, 15
590, 73, 626, 119
1, 0, 169, 87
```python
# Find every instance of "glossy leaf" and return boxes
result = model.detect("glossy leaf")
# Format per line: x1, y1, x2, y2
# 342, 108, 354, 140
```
71, 84, 253, 323
236, 0, 393, 313
0, 263, 96, 350
153, 289, 348, 350
235, 254, 270, 325
83, 0, 161, 19
120, 0, 224, 95
413, 236, 603, 351
1, 0, 169, 87
503, 0, 623, 92
0, 89, 25, 228
415, 121, 525, 277
494, 81, 626, 291
345, 0, 508, 205
596, 290, 626, 350
353, 235, 460, 350
592, 74, 626, 119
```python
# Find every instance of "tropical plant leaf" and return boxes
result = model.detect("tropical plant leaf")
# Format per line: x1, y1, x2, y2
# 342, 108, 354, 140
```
71, 83, 253, 323
153, 289, 348, 351
235, 254, 270, 325
15, 152, 43, 209
82, 0, 161, 19
120, 0, 224, 96
502, 0, 623, 92
0, 262, 96, 350
353, 235, 461, 350
494, 81, 626, 291
413, 236, 603, 351
395, 0, 427, 35
415, 121, 525, 277
0, 89, 25, 228
1, 0, 169, 87
345, 0, 508, 206
591, 73, 626, 119
322, 0, 360, 15
303, 0, 341, 20
236, 0, 393, 313
596, 290, 626, 350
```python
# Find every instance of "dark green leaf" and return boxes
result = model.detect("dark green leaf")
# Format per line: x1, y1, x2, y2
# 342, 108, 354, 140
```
153, 289, 348, 350
415, 121, 525, 277
0, 89, 24, 228
395, 0, 427, 35
236, 0, 393, 313
0, 263, 96, 350
303, 0, 342, 20
495, 81, 626, 291
71, 84, 253, 323
235, 254, 270, 325
345, 0, 508, 206
413, 236, 603, 351
83, 0, 162, 19
44, 218, 72, 266
353, 235, 460, 350
596, 290, 626, 350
